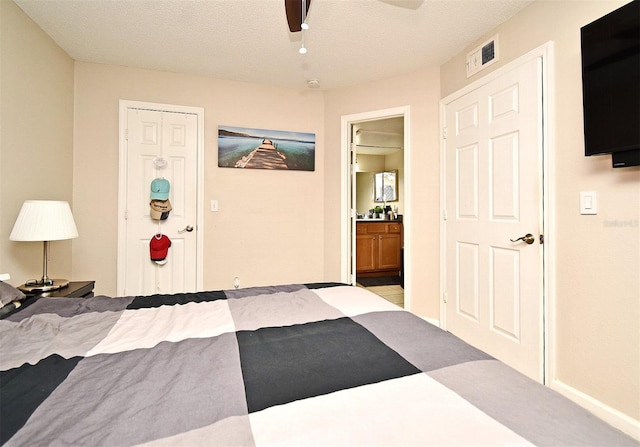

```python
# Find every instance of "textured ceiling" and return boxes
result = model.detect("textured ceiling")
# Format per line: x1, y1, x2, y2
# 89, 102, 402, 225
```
14, 0, 533, 91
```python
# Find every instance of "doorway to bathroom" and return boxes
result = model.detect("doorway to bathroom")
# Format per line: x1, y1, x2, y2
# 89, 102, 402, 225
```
341, 106, 411, 309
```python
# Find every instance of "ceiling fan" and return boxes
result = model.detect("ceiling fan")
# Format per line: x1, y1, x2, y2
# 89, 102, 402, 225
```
284, 0, 423, 33
284, 0, 311, 33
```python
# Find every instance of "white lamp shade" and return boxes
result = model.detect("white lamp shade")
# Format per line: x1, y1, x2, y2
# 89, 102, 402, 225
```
10, 200, 79, 242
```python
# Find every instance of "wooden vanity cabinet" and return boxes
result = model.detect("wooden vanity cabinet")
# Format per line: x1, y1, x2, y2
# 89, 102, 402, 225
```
356, 222, 402, 276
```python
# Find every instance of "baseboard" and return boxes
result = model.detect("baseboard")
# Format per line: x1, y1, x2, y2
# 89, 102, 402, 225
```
550, 378, 640, 441
419, 315, 440, 327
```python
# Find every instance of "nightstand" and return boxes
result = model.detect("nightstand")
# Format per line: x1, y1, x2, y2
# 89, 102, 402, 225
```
0, 281, 95, 320
31, 281, 95, 298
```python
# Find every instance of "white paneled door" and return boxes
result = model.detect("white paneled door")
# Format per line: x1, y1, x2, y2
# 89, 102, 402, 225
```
120, 106, 199, 296
443, 57, 543, 381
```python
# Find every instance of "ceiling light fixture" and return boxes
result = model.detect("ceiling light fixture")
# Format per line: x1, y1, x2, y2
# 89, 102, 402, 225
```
307, 79, 320, 88
299, 0, 309, 54
301, 0, 309, 29
299, 28, 307, 54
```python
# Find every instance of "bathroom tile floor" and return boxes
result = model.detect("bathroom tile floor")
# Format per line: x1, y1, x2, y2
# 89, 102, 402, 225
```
358, 283, 404, 308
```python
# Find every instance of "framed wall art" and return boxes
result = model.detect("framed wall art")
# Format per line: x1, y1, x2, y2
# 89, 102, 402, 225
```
218, 126, 315, 171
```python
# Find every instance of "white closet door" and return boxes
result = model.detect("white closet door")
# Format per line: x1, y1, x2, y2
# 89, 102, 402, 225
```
122, 108, 198, 296
444, 57, 544, 381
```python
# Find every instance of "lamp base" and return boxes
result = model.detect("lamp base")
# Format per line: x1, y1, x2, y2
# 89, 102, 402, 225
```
18, 279, 70, 294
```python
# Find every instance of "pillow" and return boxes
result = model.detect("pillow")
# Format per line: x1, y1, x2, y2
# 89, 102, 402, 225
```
0, 281, 26, 307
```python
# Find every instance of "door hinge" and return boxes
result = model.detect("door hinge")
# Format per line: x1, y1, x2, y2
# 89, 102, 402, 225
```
539, 234, 544, 244
350, 208, 357, 219
124, 209, 128, 220
443, 209, 448, 221
443, 292, 448, 303
124, 129, 128, 141
442, 127, 448, 140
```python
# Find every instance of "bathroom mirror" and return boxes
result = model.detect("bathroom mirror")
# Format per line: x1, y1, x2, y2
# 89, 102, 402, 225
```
374, 170, 398, 202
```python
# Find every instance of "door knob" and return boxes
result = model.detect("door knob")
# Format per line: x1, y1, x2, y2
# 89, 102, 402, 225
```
510, 233, 535, 244
178, 225, 194, 233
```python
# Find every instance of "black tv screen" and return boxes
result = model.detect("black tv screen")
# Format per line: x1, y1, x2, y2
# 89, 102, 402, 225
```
580, 0, 639, 157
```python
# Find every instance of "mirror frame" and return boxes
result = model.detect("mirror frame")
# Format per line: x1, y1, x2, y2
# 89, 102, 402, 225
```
374, 169, 398, 202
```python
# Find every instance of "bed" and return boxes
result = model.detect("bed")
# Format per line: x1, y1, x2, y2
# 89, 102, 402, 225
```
1, 282, 637, 446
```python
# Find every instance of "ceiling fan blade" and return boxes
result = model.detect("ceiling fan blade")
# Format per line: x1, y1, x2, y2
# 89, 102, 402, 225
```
285, 0, 311, 33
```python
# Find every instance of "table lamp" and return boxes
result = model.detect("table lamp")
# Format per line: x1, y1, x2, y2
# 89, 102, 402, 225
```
9, 200, 79, 293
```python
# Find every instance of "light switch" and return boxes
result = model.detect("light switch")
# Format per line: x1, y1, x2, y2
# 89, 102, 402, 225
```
210, 200, 218, 212
580, 191, 597, 215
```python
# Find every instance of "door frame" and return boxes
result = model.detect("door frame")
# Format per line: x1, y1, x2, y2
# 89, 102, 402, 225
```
340, 106, 411, 309
439, 42, 555, 383
117, 100, 205, 296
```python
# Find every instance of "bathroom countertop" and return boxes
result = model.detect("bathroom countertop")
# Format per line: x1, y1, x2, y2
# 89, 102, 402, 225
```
356, 218, 402, 222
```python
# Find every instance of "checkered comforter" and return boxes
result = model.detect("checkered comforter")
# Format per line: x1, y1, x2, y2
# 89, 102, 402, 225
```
0, 283, 636, 446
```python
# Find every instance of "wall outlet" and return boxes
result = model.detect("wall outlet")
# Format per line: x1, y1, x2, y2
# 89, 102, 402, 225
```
233, 277, 240, 289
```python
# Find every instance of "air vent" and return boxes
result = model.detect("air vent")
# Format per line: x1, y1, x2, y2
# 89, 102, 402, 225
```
466, 34, 499, 78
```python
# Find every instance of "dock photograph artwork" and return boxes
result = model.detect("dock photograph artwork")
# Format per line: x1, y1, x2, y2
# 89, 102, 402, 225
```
218, 125, 315, 171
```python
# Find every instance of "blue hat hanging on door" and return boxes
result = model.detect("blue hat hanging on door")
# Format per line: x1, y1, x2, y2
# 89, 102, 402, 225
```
150, 178, 170, 200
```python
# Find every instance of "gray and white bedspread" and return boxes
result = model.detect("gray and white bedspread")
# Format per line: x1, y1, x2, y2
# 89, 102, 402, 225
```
0, 283, 637, 446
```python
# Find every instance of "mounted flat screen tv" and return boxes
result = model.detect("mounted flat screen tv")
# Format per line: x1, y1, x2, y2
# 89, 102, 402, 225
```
580, 0, 639, 167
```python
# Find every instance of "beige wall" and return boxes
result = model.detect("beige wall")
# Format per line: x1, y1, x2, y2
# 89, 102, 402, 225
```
356, 153, 385, 173
323, 68, 442, 318
72, 62, 325, 296
441, 0, 639, 423
0, 0, 74, 285
4, 0, 638, 431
